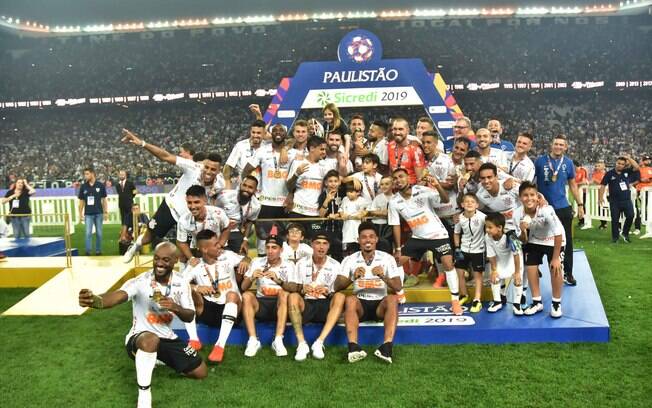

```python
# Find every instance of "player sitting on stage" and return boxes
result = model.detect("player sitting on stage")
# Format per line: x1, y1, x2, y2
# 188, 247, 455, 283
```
78, 242, 207, 408
484, 213, 524, 315
336, 222, 402, 364
183, 229, 250, 363
240, 230, 298, 357
287, 232, 346, 361
513, 181, 566, 318
454, 193, 487, 313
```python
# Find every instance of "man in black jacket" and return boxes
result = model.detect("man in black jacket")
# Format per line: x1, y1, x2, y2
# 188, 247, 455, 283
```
116, 170, 138, 241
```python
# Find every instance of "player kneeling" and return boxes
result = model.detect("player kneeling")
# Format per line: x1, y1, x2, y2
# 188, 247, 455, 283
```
338, 222, 402, 364
484, 213, 524, 315
240, 232, 297, 357
183, 229, 250, 363
79, 242, 207, 408
288, 232, 346, 361
514, 182, 565, 318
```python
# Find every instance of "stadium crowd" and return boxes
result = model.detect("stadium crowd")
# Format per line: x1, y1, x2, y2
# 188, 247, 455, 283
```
0, 16, 650, 99
1, 92, 650, 184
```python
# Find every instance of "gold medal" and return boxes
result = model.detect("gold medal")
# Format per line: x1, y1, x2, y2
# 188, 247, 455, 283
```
274, 170, 282, 178
551, 174, 558, 182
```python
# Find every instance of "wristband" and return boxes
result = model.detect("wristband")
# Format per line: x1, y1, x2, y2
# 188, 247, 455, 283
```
91, 295, 104, 309
243, 237, 249, 242
577, 204, 584, 207
141, 140, 146, 148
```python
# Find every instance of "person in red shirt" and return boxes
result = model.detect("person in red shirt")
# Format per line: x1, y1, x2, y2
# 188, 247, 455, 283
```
574, 161, 589, 226
591, 160, 608, 230
387, 118, 425, 185
634, 156, 652, 234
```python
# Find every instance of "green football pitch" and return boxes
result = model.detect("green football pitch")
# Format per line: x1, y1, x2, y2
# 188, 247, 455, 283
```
1, 226, 650, 407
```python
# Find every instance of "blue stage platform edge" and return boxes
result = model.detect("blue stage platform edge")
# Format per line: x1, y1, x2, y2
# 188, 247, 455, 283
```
0, 237, 78, 257
174, 250, 609, 346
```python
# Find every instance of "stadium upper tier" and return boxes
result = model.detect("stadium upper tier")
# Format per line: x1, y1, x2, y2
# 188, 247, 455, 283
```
0, 15, 650, 100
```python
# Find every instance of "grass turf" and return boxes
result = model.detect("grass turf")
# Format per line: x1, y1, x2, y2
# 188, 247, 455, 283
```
1, 225, 650, 407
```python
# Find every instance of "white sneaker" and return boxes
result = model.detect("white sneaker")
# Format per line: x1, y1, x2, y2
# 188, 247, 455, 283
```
244, 337, 261, 357
311, 340, 325, 360
512, 304, 524, 316
271, 337, 288, 357
524, 302, 544, 316
347, 350, 367, 363
550, 303, 563, 318
487, 301, 503, 313
294, 341, 310, 361
122, 243, 140, 263
632, 229, 640, 236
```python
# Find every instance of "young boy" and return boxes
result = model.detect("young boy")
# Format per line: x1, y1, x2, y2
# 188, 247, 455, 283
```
346, 153, 383, 203
334, 182, 370, 256
484, 212, 524, 315
282, 223, 313, 264
453, 193, 486, 313
513, 181, 565, 318
366, 175, 394, 253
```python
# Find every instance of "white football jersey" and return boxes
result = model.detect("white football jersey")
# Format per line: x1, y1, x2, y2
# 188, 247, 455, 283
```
183, 251, 243, 304
369, 193, 392, 225
291, 256, 342, 299
388, 185, 449, 240
351, 171, 382, 202
480, 147, 508, 169
454, 210, 487, 254
476, 182, 520, 231
245, 257, 295, 298
340, 250, 400, 301
288, 159, 328, 216
426, 152, 456, 183
367, 138, 388, 166
507, 155, 535, 183
215, 189, 261, 231
121, 271, 194, 344
165, 157, 201, 220
247, 144, 297, 206
226, 138, 260, 175
485, 233, 523, 279
176, 205, 230, 247
282, 242, 313, 264
513, 205, 566, 247
319, 156, 354, 174
340, 196, 371, 243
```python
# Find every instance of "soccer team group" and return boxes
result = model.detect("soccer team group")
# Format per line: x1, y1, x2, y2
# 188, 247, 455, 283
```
78, 104, 591, 407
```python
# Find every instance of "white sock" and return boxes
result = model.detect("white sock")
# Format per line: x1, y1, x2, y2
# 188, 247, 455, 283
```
135, 349, 157, 389
396, 266, 405, 283
513, 285, 523, 304
216, 302, 238, 348
491, 283, 502, 302
185, 318, 199, 342
274, 335, 284, 343
445, 269, 459, 300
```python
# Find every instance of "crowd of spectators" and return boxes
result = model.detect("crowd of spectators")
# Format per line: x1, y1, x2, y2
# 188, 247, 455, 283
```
0, 15, 650, 100
1, 91, 650, 186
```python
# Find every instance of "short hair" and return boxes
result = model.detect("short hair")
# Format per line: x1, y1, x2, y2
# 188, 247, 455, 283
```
392, 117, 409, 128
392, 167, 409, 176
461, 193, 479, 203
193, 152, 207, 162
344, 181, 360, 192
83, 166, 95, 174
196, 229, 217, 244
251, 119, 266, 129
421, 130, 438, 139
180, 142, 195, 156
307, 135, 326, 149
323, 169, 340, 181
519, 181, 538, 196
186, 185, 206, 198
362, 153, 380, 165
293, 119, 308, 129
350, 113, 365, 123
553, 133, 567, 141
456, 116, 472, 127
358, 221, 377, 235
242, 175, 259, 186
485, 212, 506, 229
479, 162, 498, 176
286, 222, 306, 235
517, 131, 533, 141
464, 150, 481, 160
454, 136, 472, 148
616, 156, 628, 162
371, 120, 388, 132
417, 116, 434, 126
206, 152, 222, 164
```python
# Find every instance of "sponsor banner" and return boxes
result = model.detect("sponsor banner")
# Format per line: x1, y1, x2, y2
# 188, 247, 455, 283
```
360, 303, 476, 327
301, 86, 423, 109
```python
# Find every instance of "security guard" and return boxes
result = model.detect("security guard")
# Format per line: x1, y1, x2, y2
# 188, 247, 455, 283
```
598, 156, 640, 243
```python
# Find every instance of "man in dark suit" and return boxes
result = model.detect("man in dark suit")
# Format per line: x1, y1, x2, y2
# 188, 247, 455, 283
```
116, 170, 137, 241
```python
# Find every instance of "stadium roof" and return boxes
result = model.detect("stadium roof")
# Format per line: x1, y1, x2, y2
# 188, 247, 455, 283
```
0, 0, 635, 25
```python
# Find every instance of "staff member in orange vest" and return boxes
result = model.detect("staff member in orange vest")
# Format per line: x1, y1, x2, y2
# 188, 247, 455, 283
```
633, 156, 652, 235
574, 161, 590, 227
591, 160, 608, 230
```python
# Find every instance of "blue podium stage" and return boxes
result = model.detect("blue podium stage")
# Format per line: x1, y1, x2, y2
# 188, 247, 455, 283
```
0, 238, 77, 257
174, 250, 609, 346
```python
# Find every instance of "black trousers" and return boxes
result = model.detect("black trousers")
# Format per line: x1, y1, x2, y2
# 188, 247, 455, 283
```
555, 206, 574, 277
609, 200, 635, 241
